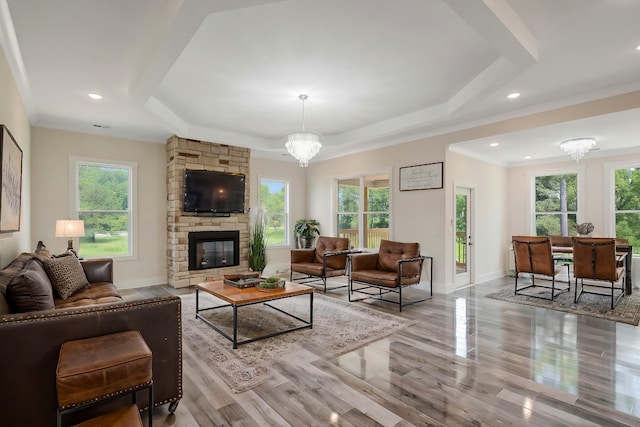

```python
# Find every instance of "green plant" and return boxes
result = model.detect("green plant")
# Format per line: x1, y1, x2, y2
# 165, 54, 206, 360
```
259, 276, 279, 289
294, 219, 320, 238
248, 209, 267, 272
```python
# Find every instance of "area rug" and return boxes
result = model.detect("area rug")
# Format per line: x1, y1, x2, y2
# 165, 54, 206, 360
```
486, 286, 640, 326
181, 291, 414, 393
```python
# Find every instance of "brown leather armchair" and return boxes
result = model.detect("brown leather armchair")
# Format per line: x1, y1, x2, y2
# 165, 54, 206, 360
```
512, 235, 569, 300
573, 237, 626, 309
290, 236, 351, 292
348, 239, 431, 311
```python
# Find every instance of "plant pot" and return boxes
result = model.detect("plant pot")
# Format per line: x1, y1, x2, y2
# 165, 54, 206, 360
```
298, 236, 316, 249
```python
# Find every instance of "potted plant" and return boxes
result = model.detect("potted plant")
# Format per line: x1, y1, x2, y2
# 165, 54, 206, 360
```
248, 209, 267, 272
294, 219, 320, 248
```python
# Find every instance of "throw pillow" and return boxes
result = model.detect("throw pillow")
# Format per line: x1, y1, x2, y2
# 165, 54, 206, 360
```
33, 240, 54, 263
6, 259, 55, 312
44, 256, 89, 300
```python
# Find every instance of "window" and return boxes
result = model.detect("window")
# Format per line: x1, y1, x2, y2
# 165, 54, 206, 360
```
260, 178, 289, 246
614, 167, 640, 252
73, 159, 135, 258
534, 173, 578, 236
337, 173, 390, 249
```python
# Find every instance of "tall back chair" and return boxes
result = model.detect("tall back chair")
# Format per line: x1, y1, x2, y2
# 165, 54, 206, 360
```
512, 235, 569, 300
290, 236, 351, 292
572, 237, 625, 309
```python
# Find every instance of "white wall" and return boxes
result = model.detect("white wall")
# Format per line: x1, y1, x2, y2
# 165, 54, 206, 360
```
31, 127, 167, 288
446, 151, 508, 289
249, 156, 307, 265
0, 41, 31, 267
306, 139, 448, 292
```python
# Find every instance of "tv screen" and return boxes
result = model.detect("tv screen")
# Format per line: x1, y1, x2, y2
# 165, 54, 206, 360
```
184, 170, 245, 213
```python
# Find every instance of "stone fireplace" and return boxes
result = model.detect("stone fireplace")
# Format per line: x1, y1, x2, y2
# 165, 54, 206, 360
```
166, 136, 250, 288
188, 231, 240, 271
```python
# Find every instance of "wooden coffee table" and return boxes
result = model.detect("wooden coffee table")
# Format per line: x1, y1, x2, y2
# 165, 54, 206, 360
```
195, 280, 313, 349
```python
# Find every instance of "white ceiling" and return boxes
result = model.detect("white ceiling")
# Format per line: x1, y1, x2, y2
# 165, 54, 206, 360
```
2, 0, 640, 166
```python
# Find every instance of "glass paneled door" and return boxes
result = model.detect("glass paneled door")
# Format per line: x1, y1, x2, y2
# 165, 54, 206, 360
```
455, 187, 473, 288
337, 174, 390, 249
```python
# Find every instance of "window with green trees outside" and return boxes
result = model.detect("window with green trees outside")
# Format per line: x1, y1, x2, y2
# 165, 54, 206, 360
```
76, 161, 133, 258
615, 167, 640, 254
260, 178, 288, 246
535, 173, 578, 237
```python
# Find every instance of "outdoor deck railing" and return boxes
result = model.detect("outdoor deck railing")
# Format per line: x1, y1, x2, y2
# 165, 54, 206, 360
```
339, 228, 389, 249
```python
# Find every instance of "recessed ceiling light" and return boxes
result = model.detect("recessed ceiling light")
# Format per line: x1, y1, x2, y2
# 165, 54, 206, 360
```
636, 44, 640, 51
489, 142, 499, 147
88, 93, 103, 100
524, 156, 532, 159
507, 92, 520, 99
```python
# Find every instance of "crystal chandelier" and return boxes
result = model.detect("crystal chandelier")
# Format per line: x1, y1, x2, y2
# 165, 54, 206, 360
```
560, 137, 596, 162
286, 94, 321, 167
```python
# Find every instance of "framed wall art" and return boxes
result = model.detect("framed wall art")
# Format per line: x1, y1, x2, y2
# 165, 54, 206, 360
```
0, 125, 23, 232
399, 162, 443, 191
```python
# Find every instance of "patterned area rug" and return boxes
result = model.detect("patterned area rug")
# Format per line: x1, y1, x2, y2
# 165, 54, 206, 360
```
486, 285, 640, 326
181, 291, 414, 392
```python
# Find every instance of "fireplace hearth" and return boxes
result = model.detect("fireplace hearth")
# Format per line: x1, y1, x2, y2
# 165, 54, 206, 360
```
188, 231, 240, 271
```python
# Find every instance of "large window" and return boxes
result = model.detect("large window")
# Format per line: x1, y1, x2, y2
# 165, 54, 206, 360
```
260, 178, 289, 246
74, 159, 135, 258
614, 167, 640, 252
534, 173, 578, 236
337, 173, 390, 249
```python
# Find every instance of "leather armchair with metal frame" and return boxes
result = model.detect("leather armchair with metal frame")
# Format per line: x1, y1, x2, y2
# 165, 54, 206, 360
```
348, 239, 431, 312
572, 237, 626, 309
290, 236, 351, 292
512, 235, 570, 300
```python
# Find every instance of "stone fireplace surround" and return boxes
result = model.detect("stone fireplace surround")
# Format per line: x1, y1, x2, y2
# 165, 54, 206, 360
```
166, 136, 250, 288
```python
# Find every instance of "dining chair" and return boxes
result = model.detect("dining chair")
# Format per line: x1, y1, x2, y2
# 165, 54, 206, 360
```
572, 237, 626, 309
512, 236, 570, 300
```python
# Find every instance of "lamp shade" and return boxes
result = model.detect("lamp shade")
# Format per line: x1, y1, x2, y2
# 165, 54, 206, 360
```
55, 220, 85, 238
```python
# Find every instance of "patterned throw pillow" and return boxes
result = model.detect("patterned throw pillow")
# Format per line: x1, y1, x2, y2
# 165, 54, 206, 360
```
44, 256, 89, 300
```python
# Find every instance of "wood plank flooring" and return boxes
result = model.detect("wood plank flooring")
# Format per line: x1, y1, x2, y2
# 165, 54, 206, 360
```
120, 277, 640, 426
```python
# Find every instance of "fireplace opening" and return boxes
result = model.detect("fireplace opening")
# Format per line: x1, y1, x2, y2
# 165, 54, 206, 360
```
188, 231, 240, 271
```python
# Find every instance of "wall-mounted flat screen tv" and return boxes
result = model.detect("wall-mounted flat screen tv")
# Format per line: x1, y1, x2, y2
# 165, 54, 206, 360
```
183, 169, 245, 213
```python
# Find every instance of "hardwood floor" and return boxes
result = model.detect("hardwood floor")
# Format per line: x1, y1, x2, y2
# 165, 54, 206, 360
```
121, 278, 640, 426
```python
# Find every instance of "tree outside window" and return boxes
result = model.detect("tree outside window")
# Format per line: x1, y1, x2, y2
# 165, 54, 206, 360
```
260, 179, 288, 245
337, 174, 389, 249
614, 167, 640, 253
76, 162, 133, 257
535, 173, 577, 236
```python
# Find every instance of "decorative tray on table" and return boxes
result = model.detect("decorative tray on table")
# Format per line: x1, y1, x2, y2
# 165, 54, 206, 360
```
223, 272, 262, 289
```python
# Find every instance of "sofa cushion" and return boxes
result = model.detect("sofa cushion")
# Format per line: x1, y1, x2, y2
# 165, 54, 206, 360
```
44, 256, 89, 300
6, 259, 55, 312
54, 282, 123, 309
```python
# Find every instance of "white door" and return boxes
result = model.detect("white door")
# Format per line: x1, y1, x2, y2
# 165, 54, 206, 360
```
455, 187, 473, 288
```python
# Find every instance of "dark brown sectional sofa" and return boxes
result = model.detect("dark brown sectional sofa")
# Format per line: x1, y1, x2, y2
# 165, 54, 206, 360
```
0, 251, 182, 426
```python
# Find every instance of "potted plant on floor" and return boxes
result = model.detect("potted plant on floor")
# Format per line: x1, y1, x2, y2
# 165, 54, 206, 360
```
294, 219, 320, 248
248, 209, 267, 273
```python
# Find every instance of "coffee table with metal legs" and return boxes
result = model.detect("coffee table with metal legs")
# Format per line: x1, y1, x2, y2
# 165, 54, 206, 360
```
195, 280, 313, 349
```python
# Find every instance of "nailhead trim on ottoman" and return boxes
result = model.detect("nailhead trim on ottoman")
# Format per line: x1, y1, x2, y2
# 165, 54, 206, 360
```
56, 330, 152, 408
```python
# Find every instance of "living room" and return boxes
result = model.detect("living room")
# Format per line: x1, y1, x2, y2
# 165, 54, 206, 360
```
3, 1, 640, 425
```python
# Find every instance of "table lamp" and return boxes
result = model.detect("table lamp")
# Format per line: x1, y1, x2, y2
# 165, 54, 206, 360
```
55, 220, 85, 256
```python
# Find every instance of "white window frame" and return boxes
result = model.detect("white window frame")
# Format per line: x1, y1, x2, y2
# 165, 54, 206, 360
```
258, 176, 290, 247
335, 168, 392, 248
70, 157, 137, 260
604, 160, 640, 253
530, 167, 585, 235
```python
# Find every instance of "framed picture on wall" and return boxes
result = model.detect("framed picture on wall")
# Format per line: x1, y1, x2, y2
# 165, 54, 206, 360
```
0, 125, 23, 232
399, 162, 443, 191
